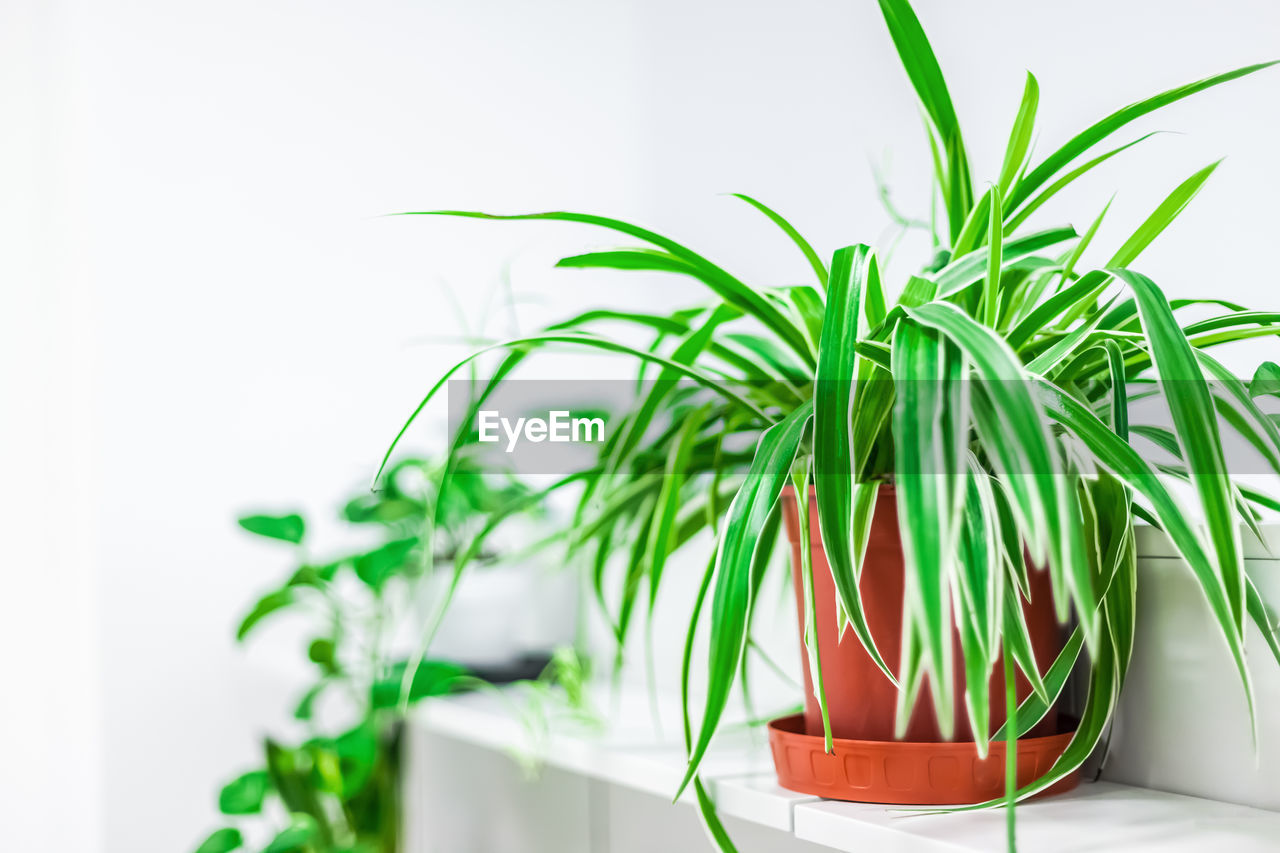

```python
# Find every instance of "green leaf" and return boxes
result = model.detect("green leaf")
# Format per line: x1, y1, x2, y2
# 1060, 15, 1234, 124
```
236, 589, 294, 642
788, 286, 827, 352
792, 457, 833, 752
950, 189, 990, 265
607, 305, 741, 476
814, 246, 896, 684
556, 248, 695, 275
722, 331, 810, 384
1008, 61, 1278, 212
693, 776, 740, 853
739, 501, 783, 711
933, 227, 1077, 299
983, 183, 1003, 328
546, 308, 691, 337
892, 321, 963, 736
237, 513, 305, 545
1102, 339, 1129, 440
307, 638, 336, 668
998, 581, 1050, 708
992, 625, 1084, 739
681, 550, 718, 755
1198, 351, 1280, 477
407, 209, 814, 365
1038, 381, 1255, 735
287, 563, 340, 588
1098, 297, 1252, 335
1251, 362, 1280, 398
1024, 294, 1118, 376
370, 660, 467, 709
1005, 133, 1161, 231
877, 0, 972, 242
616, 496, 658, 649
956, 466, 1000, 755
908, 302, 1097, 643
262, 814, 319, 853
979, 627, 1119, 810
293, 682, 326, 721
678, 402, 812, 798
997, 72, 1039, 196
1247, 576, 1280, 671
1002, 642, 1020, 852
1007, 270, 1113, 352
865, 260, 888, 328
193, 828, 243, 853
262, 742, 326, 837
1056, 198, 1114, 326
1108, 161, 1220, 268
376, 332, 771, 485
217, 770, 270, 815
732, 193, 828, 286
341, 494, 422, 525
1121, 270, 1244, 633
898, 273, 938, 309
646, 405, 709, 615
353, 537, 419, 589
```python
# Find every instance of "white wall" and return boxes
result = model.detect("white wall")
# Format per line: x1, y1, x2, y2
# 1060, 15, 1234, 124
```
49, 2, 650, 851
7, 1, 1280, 851
0, 2, 99, 851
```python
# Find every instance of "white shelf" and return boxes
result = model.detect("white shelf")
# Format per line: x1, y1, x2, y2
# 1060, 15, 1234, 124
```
410, 686, 1280, 851
794, 782, 1280, 852
413, 687, 812, 831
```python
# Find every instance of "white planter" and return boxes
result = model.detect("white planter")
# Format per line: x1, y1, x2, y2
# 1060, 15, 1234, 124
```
426, 561, 579, 670
1102, 525, 1280, 810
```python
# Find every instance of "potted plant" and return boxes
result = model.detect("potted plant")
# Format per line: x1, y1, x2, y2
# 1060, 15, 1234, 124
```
188, 455, 580, 853
364, 454, 577, 680
381, 0, 1280, 847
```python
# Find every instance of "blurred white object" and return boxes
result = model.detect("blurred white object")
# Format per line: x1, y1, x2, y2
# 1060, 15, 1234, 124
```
427, 562, 579, 670
1102, 525, 1280, 810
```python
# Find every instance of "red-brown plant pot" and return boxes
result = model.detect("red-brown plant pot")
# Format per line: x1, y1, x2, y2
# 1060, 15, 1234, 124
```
770, 484, 1079, 804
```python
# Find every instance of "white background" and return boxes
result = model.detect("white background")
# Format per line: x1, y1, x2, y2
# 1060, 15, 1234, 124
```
3, 1, 1278, 851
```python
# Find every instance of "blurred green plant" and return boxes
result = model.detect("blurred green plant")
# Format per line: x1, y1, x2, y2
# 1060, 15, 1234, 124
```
188, 456, 566, 853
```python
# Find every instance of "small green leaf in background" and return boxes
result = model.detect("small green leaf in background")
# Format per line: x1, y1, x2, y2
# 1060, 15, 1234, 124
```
1251, 362, 1280, 398
353, 537, 419, 589
237, 513, 306, 545
333, 718, 379, 797
263, 740, 311, 817
293, 681, 326, 721
287, 562, 341, 587
342, 494, 422, 524
193, 827, 243, 853
236, 589, 295, 642
370, 660, 466, 709
217, 770, 270, 815
307, 638, 336, 668
306, 742, 345, 796
262, 814, 319, 853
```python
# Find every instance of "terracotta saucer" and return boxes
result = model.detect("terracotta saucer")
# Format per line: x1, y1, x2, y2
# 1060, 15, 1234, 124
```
767, 713, 1080, 805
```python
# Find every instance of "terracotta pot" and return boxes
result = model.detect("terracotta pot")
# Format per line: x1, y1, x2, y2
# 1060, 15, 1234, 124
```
773, 484, 1077, 803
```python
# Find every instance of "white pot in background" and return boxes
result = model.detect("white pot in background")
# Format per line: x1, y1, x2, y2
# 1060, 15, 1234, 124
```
426, 561, 579, 671
1102, 525, 1280, 810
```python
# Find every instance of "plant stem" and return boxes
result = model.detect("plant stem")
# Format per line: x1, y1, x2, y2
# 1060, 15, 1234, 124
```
1004, 642, 1018, 853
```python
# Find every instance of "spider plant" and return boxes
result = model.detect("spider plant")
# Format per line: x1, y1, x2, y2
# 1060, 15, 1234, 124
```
381, 0, 1280, 847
